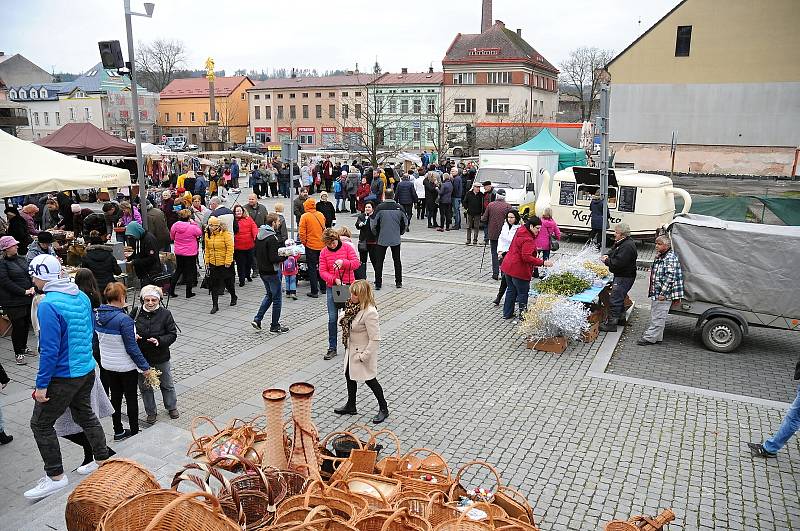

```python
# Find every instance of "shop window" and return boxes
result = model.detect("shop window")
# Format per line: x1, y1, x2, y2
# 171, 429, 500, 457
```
299, 134, 315, 144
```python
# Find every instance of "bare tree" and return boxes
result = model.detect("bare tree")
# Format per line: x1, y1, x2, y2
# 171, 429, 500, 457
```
217, 96, 247, 145
559, 46, 613, 121
135, 39, 187, 93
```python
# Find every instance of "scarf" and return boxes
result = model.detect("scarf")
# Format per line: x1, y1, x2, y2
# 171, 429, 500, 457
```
339, 300, 361, 350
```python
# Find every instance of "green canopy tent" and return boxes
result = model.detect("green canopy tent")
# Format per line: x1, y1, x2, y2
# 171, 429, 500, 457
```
511, 129, 587, 170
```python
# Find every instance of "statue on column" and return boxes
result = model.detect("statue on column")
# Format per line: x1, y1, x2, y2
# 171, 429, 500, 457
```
205, 57, 215, 81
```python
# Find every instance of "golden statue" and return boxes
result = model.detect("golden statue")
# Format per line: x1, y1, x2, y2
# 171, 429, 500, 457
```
205, 57, 215, 81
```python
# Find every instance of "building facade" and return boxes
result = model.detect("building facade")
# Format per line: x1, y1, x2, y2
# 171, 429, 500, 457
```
442, 19, 559, 149
158, 76, 254, 145
606, 0, 800, 177
9, 63, 158, 141
247, 73, 381, 149
370, 69, 443, 152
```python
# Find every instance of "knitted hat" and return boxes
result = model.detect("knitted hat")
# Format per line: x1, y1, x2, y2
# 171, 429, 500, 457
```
37, 231, 54, 244
471, 181, 481, 188
207, 216, 221, 226
140, 284, 163, 300
125, 221, 145, 239
29, 254, 62, 282
71, 204, 82, 213
0, 235, 19, 251
496, 189, 506, 196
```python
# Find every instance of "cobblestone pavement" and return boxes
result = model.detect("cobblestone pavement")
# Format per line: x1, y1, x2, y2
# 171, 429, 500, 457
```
608, 280, 799, 403
1, 213, 798, 529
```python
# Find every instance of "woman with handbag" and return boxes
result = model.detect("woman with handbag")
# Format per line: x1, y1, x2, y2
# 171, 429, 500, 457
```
334, 280, 388, 424
0, 236, 35, 365
494, 210, 521, 306
319, 228, 360, 361
354, 202, 379, 281
534, 207, 561, 261
203, 216, 236, 314
169, 209, 202, 298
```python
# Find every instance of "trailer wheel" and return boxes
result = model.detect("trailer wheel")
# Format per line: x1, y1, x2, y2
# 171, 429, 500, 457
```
453, 147, 463, 157
701, 317, 743, 353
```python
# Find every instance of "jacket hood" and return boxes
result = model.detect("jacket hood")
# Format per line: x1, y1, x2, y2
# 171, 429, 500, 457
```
96, 304, 125, 326
43, 277, 80, 296
303, 198, 317, 212
87, 244, 114, 252
125, 221, 145, 239
257, 224, 276, 240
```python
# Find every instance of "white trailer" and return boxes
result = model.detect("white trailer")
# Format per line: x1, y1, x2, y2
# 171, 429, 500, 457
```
475, 149, 559, 209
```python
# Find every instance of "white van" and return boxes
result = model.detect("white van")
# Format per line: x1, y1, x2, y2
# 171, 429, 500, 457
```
520, 166, 692, 240
475, 150, 559, 209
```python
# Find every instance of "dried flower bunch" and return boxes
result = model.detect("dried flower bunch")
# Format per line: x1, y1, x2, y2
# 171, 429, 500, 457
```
518, 295, 590, 341
142, 368, 162, 389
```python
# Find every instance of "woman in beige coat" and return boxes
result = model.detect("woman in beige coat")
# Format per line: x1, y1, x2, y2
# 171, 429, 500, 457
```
334, 280, 389, 424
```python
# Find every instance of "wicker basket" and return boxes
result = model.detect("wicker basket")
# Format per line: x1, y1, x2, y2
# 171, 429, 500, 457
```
271, 506, 359, 531
492, 486, 536, 526
447, 461, 501, 504
432, 502, 495, 531
394, 462, 452, 497
66, 458, 160, 531
313, 480, 371, 519
605, 510, 675, 531
98, 490, 239, 531
372, 429, 403, 477
397, 448, 449, 475
224, 455, 289, 528
493, 517, 541, 531
320, 431, 365, 480
354, 508, 431, 531
277, 489, 359, 522
346, 473, 402, 508
171, 461, 246, 528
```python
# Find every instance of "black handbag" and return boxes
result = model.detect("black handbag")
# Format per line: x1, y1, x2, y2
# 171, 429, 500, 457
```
357, 239, 368, 252
547, 226, 560, 252
331, 272, 350, 309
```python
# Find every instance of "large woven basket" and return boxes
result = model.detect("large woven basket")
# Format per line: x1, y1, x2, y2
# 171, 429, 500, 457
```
447, 461, 501, 504
66, 458, 160, 531
492, 486, 536, 526
98, 490, 240, 531
354, 508, 431, 531
397, 448, 449, 475
271, 507, 359, 531
432, 502, 495, 531
277, 490, 359, 522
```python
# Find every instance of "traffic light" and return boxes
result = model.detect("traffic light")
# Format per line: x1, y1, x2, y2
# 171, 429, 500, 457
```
98, 41, 125, 70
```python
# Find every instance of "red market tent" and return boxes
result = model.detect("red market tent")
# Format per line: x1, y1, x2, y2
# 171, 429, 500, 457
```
34, 122, 137, 157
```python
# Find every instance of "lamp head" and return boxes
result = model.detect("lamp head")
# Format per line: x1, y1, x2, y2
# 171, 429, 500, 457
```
144, 2, 155, 16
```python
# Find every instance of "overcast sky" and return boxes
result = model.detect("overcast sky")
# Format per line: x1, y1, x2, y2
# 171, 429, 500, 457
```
2, 0, 681, 76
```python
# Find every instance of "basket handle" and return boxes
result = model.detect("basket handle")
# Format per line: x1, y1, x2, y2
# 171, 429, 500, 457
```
379, 508, 412, 531
348, 475, 390, 506
428, 491, 448, 513
172, 462, 244, 527
449, 460, 502, 500
188, 415, 222, 455
344, 422, 375, 441
368, 428, 402, 457
304, 505, 334, 522
320, 430, 364, 451
143, 491, 226, 531
456, 501, 496, 527
401, 448, 451, 476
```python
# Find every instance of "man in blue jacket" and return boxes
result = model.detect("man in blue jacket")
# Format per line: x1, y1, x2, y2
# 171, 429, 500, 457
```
450, 167, 463, 230
25, 255, 109, 500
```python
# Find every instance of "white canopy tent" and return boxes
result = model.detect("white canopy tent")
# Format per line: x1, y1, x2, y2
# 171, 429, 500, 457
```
0, 129, 131, 198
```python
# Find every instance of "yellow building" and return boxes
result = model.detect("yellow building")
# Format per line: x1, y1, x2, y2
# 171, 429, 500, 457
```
158, 76, 254, 145
606, 0, 800, 177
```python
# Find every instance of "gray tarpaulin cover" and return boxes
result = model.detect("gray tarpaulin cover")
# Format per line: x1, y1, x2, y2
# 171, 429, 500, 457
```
670, 214, 800, 318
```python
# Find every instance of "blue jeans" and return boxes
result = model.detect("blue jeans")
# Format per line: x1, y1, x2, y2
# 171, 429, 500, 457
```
452, 198, 462, 229
326, 287, 339, 351
483, 223, 489, 242
138, 360, 177, 416
254, 274, 283, 327
284, 274, 297, 293
279, 181, 290, 198
503, 276, 531, 319
490, 239, 500, 278
764, 385, 800, 454
609, 276, 636, 321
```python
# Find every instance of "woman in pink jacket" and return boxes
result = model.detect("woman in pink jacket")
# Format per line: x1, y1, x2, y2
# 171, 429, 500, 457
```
319, 228, 360, 361
168, 209, 202, 298
533, 207, 561, 261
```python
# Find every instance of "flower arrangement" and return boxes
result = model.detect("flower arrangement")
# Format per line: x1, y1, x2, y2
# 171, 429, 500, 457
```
546, 247, 608, 282
518, 295, 590, 341
536, 272, 591, 296
142, 368, 163, 389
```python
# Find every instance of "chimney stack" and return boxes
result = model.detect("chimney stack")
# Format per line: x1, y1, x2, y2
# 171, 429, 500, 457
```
401, 67, 408, 74
516, 28, 522, 37
429, 66, 434, 74
481, 0, 492, 33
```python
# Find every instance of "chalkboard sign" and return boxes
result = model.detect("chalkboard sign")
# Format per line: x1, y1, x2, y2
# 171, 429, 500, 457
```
559, 181, 575, 206
618, 186, 637, 212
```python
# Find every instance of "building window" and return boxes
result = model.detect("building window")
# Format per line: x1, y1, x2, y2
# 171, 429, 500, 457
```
33, 112, 39, 125
204, 112, 209, 121
8, 89, 16, 99
452, 72, 476, 85
388, 128, 396, 141
354, 104, 361, 119
524, 73, 530, 85
315, 105, 322, 119
329, 104, 336, 118
302, 105, 309, 119
55, 111, 60, 125
389, 99, 396, 114
216, 111, 220, 120
266, 106, 272, 119
355, 91, 361, 97
30, 88, 38, 98
322, 131, 336, 146
165, 113, 170, 122
302, 92, 308, 98
427, 99, 435, 114
675, 25, 692, 57
69, 107, 75, 120
487, 72, 511, 84
277, 106, 284, 119
254, 94, 260, 100
277, 93, 284, 99
454, 98, 476, 114
486, 98, 509, 114
299, 134, 314, 144
400, 99, 409, 113
427, 127, 435, 141
401, 128, 410, 141
315, 92, 321, 98
266, 94, 271, 99
342, 104, 349, 119
342, 91, 348, 97
255, 106, 261, 119
290, 105, 296, 119
241, 92, 246, 100
413, 126, 420, 141
40, 88, 47, 98
329, 91, 335, 97
177, 112, 182, 122
84, 107, 91, 120
43, 112, 48, 125
289, 93, 296, 98
413, 99, 421, 113
190, 112, 196, 122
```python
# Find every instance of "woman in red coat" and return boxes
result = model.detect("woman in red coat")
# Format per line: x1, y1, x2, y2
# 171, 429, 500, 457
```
232, 204, 259, 287
500, 216, 553, 320
356, 176, 371, 213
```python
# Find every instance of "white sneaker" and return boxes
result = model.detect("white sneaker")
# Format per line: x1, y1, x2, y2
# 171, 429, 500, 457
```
23, 475, 69, 499
76, 461, 99, 475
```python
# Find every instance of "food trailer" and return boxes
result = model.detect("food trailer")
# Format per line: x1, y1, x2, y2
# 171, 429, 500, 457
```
520, 167, 692, 241
667, 214, 800, 352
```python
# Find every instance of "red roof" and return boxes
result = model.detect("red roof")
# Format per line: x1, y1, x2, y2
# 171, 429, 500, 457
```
34, 122, 136, 157
160, 76, 252, 99
375, 72, 443, 85
251, 73, 383, 90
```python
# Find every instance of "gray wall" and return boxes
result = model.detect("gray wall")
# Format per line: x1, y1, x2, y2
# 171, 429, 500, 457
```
609, 82, 800, 147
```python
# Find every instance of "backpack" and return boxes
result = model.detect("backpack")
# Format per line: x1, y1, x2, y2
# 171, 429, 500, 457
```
282, 255, 298, 276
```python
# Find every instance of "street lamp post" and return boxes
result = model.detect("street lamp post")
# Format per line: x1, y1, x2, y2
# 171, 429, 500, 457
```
123, 0, 154, 229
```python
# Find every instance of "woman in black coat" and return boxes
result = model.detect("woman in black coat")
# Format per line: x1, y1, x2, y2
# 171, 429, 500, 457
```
0, 236, 35, 365
4, 207, 31, 255
80, 231, 122, 295
354, 202, 379, 281
588, 193, 608, 249
423, 173, 439, 228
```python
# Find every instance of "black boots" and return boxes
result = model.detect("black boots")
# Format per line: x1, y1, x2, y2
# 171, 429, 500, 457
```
334, 403, 357, 415
372, 409, 389, 424
600, 319, 618, 332
0, 431, 12, 444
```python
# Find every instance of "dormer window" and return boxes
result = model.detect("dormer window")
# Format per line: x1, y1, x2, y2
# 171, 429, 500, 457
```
30, 88, 39, 98
39, 88, 47, 98
9, 89, 17, 99
19, 89, 27, 99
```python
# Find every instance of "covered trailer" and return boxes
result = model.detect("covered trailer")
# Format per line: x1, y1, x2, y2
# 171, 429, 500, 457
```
668, 214, 800, 352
